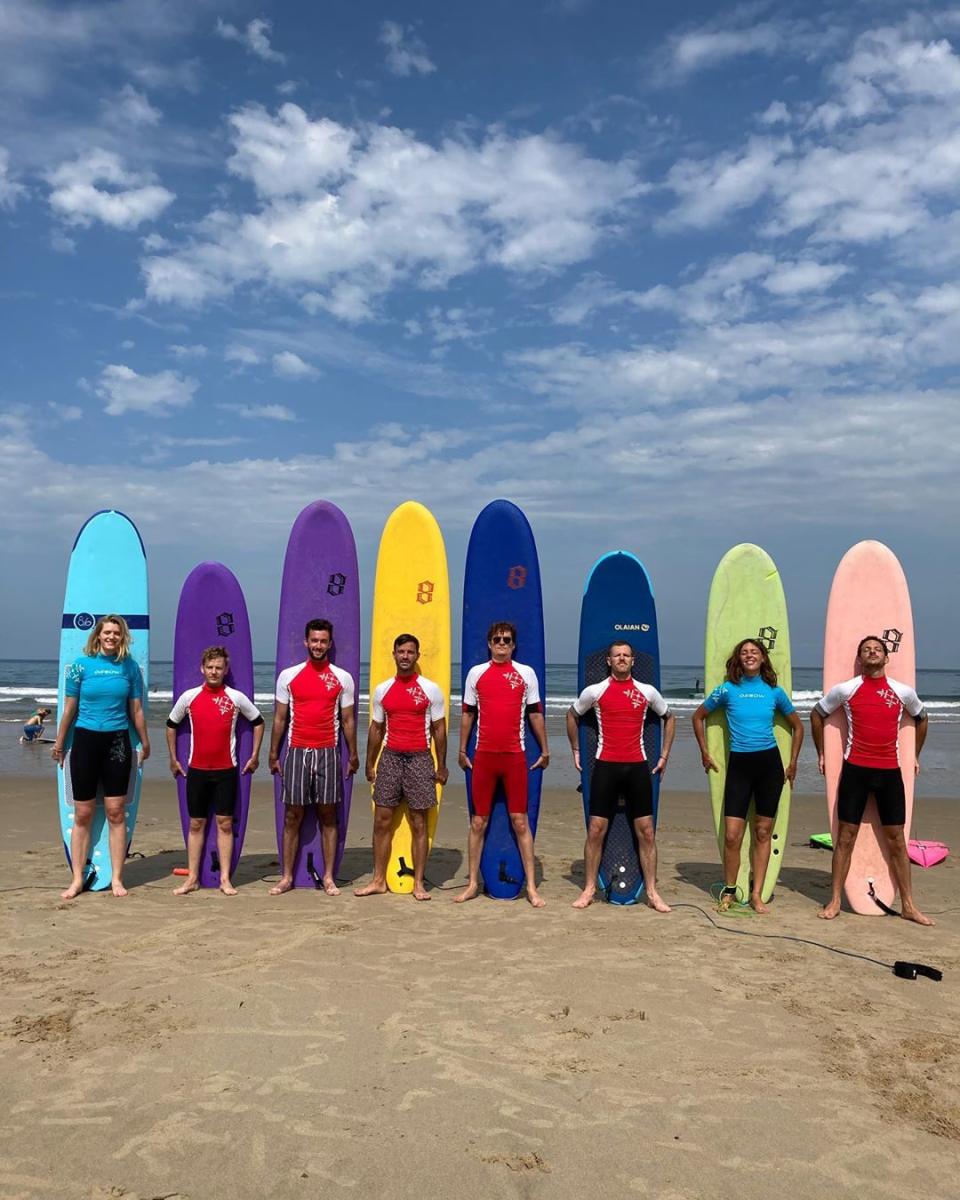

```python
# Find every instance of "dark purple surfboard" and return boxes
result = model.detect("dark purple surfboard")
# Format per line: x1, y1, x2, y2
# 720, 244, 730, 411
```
173, 562, 255, 887
275, 501, 360, 888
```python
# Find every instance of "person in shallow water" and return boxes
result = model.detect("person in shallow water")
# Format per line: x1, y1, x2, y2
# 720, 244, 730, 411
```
20, 707, 51, 744
692, 638, 803, 914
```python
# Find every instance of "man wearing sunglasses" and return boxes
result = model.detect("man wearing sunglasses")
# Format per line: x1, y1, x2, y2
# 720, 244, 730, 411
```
455, 621, 549, 907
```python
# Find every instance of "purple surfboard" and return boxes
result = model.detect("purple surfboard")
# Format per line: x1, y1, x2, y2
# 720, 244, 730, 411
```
274, 501, 360, 888
173, 562, 255, 888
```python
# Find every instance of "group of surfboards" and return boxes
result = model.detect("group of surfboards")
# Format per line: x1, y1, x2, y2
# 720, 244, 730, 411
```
53, 504, 933, 924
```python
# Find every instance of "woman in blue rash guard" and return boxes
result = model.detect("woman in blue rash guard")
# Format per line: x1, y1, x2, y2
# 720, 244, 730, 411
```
692, 639, 803, 914
51, 614, 150, 899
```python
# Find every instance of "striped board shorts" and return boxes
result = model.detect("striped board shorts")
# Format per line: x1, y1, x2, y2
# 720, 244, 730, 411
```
373, 749, 438, 811
282, 745, 343, 807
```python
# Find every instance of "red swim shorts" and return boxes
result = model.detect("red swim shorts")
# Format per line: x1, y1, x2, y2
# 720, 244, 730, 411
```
471, 749, 528, 816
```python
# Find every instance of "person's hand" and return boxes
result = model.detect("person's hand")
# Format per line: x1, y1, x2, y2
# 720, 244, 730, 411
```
269, 753, 281, 776
785, 761, 797, 786
531, 751, 550, 771
348, 753, 360, 776
365, 763, 376, 784
139, 740, 151, 765
51, 744, 65, 769
434, 764, 449, 785
652, 754, 668, 777
242, 756, 259, 775
701, 753, 719, 773
458, 748, 472, 771
571, 748, 581, 773
817, 753, 825, 777
169, 758, 186, 778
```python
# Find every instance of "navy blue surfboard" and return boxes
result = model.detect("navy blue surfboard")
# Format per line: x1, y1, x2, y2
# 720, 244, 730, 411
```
462, 500, 546, 899
578, 552, 662, 905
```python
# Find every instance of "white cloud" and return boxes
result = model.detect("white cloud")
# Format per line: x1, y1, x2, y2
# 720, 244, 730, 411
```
104, 84, 162, 127
0, 146, 25, 208
224, 344, 263, 366
48, 149, 174, 229
215, 16, 285, 63
668, 21, 789, 75
142, 104, 640, 314
272, 350, 319, 379
762, 260, 850, 295
218, 402, 296, 421
93, 364, 198, 416
50, 230, 76, 254
169, 343, 208, 358
379, 21, 436, 77
758, 101, 791, 126
48, 402, 82, 421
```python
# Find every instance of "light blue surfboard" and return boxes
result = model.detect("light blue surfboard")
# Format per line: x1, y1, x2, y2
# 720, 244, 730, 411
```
57, 511, 149, 891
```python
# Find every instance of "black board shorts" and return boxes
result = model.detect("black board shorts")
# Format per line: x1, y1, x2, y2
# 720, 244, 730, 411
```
838, 761, 906, 827
70, 726, 132, 801
723, 747, 784, 821
589, 760, 653, 822
186, 767, 238, 819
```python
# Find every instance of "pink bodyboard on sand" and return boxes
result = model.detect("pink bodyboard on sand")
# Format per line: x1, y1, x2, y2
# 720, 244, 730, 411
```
823, 540, 916, 915
907, 840, 948, 869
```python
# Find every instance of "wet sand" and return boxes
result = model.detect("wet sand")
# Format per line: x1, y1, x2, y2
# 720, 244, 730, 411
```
2, 778, 958, 1200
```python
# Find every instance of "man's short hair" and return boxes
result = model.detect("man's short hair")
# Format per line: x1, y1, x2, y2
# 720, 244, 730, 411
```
304, 618, 334, 639
857, 635, 888, 658
606, 640, 635, 659
201, 645, 230, 666
486, 620, 517, 644
393, 632, 420, 652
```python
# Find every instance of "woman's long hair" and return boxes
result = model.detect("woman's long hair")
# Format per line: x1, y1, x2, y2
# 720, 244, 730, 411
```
83, 614, 132, 660
724, 639, 777, 687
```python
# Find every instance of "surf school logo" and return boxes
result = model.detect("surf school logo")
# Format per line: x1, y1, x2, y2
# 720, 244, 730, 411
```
615, 623, 650, 632
74, 612, 95, 631
417, 580, 434, 605
507, 566, 527, 590
757, 626, 778, 650
327, 573, 347, 597
881, 628, 902, 654
216, 611, 235, 637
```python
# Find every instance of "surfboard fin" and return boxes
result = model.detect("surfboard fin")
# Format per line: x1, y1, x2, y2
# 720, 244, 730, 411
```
305, 852, 323, 890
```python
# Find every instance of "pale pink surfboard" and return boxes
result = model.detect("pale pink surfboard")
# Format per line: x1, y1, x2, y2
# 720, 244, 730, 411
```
823, 541, 916, 915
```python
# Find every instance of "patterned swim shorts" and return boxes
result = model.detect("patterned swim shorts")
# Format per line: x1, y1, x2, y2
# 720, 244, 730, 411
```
372, 749, 438, 811
282, 745, 343, 807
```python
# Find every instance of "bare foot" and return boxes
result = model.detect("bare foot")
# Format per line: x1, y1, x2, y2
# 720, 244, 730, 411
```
322, 879, 340, 896
749, 896, 769, 915
413, 886, 432, 901
453, 883, 480, 903
173, 878, 199, 896
111, 880, 128, 898
354, 881, 388, 897
220, 880, 238, 896
901, 906, 935, 927
60, 880, 84, 900
269, 878, 293, 896
571, 887, 595, 909
718, 889, 736, 912
818, 899, 841, 919
647, 892, 671, 913
526, 887, 546, 909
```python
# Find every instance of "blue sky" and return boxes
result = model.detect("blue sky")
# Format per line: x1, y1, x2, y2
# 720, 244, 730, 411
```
1, 0, 958, 666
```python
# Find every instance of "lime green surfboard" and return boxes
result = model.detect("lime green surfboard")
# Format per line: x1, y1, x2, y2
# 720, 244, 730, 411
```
704, 543, 793, 903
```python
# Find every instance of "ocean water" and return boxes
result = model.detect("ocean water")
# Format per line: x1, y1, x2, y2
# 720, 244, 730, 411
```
3, 659, 958, 798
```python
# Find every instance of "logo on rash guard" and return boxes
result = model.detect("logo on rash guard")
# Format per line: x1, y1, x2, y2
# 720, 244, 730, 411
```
628, 689, 645, 709
213, 693, 235, 716
504, 671, 523, 690
878, 688, 899, 708
216, 611, 235, 637
321, 671, 340, 692
406, 684, 428, 707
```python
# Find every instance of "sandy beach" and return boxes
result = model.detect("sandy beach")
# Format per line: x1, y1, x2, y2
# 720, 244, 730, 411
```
2, 778, 958, 1200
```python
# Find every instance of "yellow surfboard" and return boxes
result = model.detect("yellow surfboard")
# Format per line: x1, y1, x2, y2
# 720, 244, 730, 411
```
369, 501, 450, 892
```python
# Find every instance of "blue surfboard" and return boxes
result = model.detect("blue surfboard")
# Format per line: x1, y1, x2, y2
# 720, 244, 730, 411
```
462, 499, 546, 899
57, 510, 149, 891
578, 552, 662, 905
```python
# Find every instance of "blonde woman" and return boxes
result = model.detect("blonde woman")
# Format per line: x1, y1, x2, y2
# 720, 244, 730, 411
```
52, 615, 150, 898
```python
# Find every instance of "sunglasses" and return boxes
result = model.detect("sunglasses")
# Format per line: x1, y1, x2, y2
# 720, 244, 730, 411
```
491, 635, 514, 645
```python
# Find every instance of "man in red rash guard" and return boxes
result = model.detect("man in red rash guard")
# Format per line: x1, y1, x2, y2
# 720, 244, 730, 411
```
166, 646, 264, 896
454, 620, 550, 908
811, 635, 932, 925
354, 633, 448, 902
268, 618, 359, 897
566, 641, 676, 912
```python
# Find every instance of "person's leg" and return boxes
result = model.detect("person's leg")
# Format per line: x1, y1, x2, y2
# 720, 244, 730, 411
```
881, 825, 934, 925
355, 805, 394, 896
103, 795, 129, 897
635, 816, 670, 912
409, 808, 431, 900
721, 817, 747, 907
573, 816, 607, 908
509, 811, 545, 907
748, 816, 774, 914
455, 752, 494, 902
318, 803, 340, 894
215, 815, 236, 895
62, 799, 95, 899
720, 753, 751, 907
819, 821, 860, 918
270, 806, 305, 894
174, 817, 206, 895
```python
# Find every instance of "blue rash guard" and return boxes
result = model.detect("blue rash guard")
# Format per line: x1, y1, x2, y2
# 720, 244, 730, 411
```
703, 675, 794, 753
65, 654, 143, 732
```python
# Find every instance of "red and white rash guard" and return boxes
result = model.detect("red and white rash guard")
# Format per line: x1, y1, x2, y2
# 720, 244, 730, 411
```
371, 674, 445, 752
816, 675, 925, 768
572, 677, 670, 763
275, 660, 355, 749
462, 660, 541, 753
167, 685, 262, 770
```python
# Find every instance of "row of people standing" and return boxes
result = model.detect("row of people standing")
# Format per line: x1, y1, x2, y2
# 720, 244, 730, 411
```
52, 615, 931, 924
